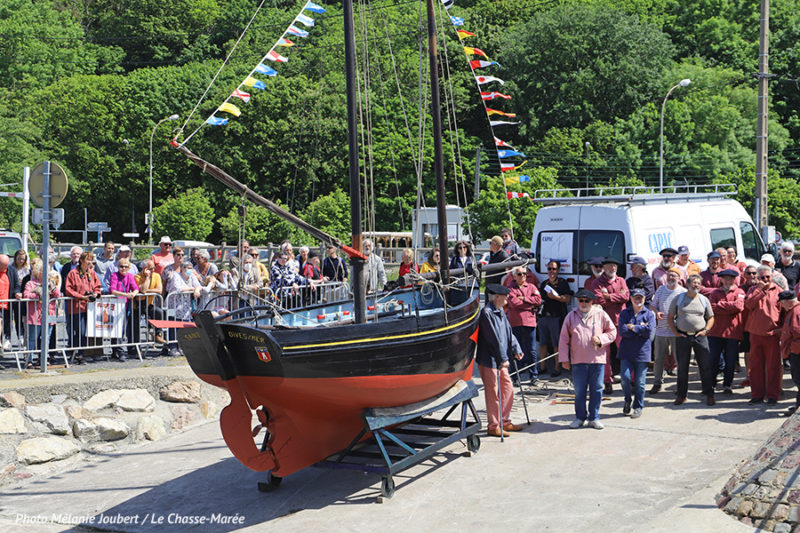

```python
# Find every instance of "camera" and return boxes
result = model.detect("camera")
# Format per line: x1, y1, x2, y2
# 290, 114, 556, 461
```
85, 291, 97, 303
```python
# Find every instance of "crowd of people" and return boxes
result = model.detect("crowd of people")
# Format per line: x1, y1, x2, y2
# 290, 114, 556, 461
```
476, 233, 800, 437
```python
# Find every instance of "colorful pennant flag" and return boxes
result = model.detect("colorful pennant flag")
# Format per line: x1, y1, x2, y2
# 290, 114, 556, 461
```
497, 149, 525, 158
464, 47, 488, 59
277, 38, 295, 47
296, 13, 315, 27
441, 0, 454, 9
486, 108, 516, 117
218, 102, 241, 117
476, 75, 504, 85
481, 91, 511, 100
231, 89, 251, 103
206, 116, 229, 126
243, 77, 267, 90
267, 50, 288, 63
500, 161, 526, 172
490, 120, 520, 127
470, 60, 499, 70
450, 16, 464, 26
457, 30, 474, 39
494, 136, 512, 148
507, 191, 530, 199
504, 175, 531, 185
255, 63, 278, 76
305, 1, 326, 13
287, 25, 309, 37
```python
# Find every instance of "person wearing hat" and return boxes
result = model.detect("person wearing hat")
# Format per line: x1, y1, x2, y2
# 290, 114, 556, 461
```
744, 265, 784, 405
558, 288, 617, 429
761, 253, 788, 289
653, 247, 685, 289
776, 242, 800, 291
700, 251, 735, 297
625, 256, 654, 307
301, 250, 326, 282
592, 257, 629, 393
668, 274, 716, 405
708, 269, 746, 394
617, 288, 655, 417
506, 265, 543, 385
476, 284, 525, 437
779, 290, 800, 415
151, 236, 174, 276
675, 245, 701, 278
584, 256, 604, 290
650, 267, 685, 394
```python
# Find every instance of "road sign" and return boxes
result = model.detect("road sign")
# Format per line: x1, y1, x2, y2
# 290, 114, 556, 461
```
122, 232, 140, 239
87, 222, 111, 233
30, 162, 69, 207
33, 208, 64, 225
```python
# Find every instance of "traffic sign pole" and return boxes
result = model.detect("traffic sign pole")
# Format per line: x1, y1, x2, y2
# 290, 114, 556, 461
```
40, 162, 51, 373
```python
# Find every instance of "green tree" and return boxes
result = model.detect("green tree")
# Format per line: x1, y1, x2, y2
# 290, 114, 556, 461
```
217, 202, 296, 246
302, 188, 351, 244
151, 187, 213, 240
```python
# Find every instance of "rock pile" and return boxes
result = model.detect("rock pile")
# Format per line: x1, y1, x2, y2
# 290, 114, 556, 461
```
717, 412, 800, 532
0, 380, 228, 485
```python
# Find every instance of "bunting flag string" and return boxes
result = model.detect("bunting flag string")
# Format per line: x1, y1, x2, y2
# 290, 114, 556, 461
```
442, 0, 528, 207
197, 1, 326, 131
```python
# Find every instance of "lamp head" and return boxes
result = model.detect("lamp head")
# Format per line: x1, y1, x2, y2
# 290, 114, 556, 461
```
168, 114, 179, 121
679, 78, 691, 87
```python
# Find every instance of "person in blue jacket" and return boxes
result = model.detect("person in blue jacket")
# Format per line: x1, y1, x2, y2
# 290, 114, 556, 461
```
476, 283, 524, 437
617, 288, 656, 418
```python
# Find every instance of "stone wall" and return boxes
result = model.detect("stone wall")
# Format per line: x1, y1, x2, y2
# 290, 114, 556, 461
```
0, 377, 229, 486
717, 413, 800, 532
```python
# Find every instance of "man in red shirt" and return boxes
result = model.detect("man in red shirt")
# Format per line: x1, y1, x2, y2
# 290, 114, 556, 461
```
744, 265, 783, 405
779, 290, 800, 415
700, 251, 738, 296
708, 269, 746, 394
593, 257, 629, 393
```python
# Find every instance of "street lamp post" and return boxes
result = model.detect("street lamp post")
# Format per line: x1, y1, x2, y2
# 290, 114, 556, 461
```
659, 78, 691, 189
148, 114, 179, 244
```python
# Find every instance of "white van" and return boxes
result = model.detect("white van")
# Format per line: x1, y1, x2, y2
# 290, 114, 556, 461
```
530, 184, 766, 294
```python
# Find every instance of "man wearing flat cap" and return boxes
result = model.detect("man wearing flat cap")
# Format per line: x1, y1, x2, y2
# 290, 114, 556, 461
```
700, 251, 737, 296
653, 247, 685, 289
592, 257, 629, 393
779, 290, 800, 415
626, 256, 654, 307
584, 256, 605, 290
476, 284, 525, 437
558, 289, 617, 429
708, 269, 746, 394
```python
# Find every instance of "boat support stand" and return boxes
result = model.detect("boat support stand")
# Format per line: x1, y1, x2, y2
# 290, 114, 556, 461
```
314, 379, 481, 501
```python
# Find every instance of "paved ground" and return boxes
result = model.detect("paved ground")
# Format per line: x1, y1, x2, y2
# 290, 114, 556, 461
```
0, 364, 792, 532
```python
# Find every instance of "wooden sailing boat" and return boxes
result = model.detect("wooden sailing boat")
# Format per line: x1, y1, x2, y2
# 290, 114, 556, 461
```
171, 0, 511, 480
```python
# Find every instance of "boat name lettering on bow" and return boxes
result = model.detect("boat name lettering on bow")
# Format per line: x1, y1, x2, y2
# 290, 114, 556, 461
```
227, 331, 265, 343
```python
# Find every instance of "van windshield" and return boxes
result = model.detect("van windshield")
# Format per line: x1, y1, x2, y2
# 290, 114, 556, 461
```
579, 230, 626, 277
0, 237, 22, 256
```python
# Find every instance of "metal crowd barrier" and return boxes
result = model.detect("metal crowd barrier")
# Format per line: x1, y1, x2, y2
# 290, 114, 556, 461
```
0, 294, 171, 371
270, 281, 350, 310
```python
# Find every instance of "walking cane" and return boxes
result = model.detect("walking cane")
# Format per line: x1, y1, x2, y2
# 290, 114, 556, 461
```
512, 357, 531, 425
497, 364, 504, 442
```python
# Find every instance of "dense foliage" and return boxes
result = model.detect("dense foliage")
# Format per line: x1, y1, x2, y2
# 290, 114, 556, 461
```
1, 0, 799, 246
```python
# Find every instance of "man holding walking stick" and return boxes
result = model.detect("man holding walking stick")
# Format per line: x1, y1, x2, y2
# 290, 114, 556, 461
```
477, 284, 525, 438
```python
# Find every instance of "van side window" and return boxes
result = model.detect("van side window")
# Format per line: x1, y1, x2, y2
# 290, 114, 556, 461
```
536, 231, 576, 275
710, 227, 735, 250
739, 221, 763, 260
579, 230, 626, 278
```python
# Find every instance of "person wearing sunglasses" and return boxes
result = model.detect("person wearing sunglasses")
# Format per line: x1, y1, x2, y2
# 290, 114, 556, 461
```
775, 242, 800, 291
506, 266, 543, 385
743, 265, 783, 406
592, 257, 629, 394
151, 236, 174, 275
558, 288, 617, 429
476, 283, 525, 438
538, 260, 572, 377
449, 241, 474, 276
584, 256, 604, 290
668, 274, 715, 406
653, 247, 683, 289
